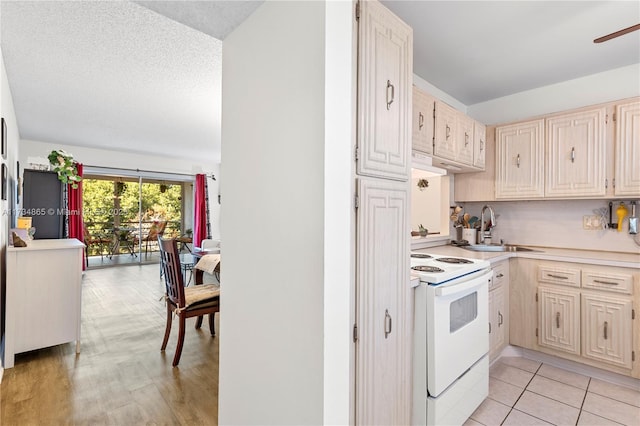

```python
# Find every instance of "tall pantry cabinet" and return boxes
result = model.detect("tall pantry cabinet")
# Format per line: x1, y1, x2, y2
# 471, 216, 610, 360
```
355, 1, 413, 425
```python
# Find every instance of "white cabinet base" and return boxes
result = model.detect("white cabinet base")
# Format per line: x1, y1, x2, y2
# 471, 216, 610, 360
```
3, 239, 84, 368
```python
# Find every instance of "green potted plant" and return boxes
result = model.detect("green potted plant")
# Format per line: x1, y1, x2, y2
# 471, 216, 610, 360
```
48, 149, 82, 189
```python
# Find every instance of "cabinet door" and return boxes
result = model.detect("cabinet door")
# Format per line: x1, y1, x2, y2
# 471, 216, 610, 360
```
412, 86, 434, 155
496, 119, 545, 198
615, 100, 640, 196
582, 293, 632, 369
356, 177, 411, 426
357, 0, 413, 181
473, 120, 487, 169
538, 286, 580, 355
546, 108, 606, 197
456, 114, 474, 165
433, 100, 458, 161
489, 285, 505, 359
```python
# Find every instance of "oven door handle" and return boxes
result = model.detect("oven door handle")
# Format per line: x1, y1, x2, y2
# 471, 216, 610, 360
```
435, 275, 488, 297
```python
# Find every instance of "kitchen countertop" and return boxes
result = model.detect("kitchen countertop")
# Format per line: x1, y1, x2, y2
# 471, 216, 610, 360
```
414, 245, 640, 269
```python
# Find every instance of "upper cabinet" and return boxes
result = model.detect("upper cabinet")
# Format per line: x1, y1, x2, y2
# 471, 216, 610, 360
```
456, 113, 475, 165
412, 86, 486, 173
357, 0, 412, 181
412, 86, 434, 155
433, 100, 459, 161
479, 97, 640, 202
615, 100, 640, 196
473, 121, 487, 169
495, 119, 545, 199
545, 108, 607, 197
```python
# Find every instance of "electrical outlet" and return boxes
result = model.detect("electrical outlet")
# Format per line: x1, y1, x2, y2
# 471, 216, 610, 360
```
583, 215, 602, 230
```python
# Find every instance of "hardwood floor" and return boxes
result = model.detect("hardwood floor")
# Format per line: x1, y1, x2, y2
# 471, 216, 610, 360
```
1, 264, 219, 425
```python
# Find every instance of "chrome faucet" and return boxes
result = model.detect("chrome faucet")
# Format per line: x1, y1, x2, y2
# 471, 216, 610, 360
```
480, 205, 497, 244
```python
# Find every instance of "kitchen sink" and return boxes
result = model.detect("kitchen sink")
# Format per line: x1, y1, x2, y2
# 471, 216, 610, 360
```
462, 244, 539, 252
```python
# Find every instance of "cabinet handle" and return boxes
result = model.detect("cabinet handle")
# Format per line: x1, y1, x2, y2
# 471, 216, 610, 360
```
496, 273, 504, 278
516, 154, 520, 168
604, 321, 608, 340
445, 124, 451, 140
571, 147, 575, 163
548, 274, 569, 280
419, 112, 424, 130
386, 80, 395, 110
498, 311, 503, 326
480, 139, 484, 152
593, 279, 619, 286
556, 312, 560, 329
489, 322, 492, 334
465, 132, 470, 146
384, 309, 392, 339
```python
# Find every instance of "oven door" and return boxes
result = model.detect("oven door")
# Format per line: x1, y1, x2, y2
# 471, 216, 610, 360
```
426, 269, 491, 397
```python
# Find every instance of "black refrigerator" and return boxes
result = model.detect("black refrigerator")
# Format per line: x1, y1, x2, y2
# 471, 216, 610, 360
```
22, 169, 65, 239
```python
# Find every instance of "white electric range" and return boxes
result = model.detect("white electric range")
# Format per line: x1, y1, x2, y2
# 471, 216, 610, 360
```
411, 252, 492, 426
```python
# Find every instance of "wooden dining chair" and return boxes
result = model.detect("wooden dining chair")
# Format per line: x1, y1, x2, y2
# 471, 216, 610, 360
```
158, 237, 220, 367
143, 220, 167, 256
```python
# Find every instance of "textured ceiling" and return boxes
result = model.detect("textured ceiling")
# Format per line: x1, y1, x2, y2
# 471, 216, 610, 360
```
383, 0, 640, 105
1, 1, 639, 164
134, 0, 263, 40
1, 0, 224, 162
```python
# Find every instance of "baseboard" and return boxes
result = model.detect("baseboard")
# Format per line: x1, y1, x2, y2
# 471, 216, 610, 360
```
496, 345, 640, 391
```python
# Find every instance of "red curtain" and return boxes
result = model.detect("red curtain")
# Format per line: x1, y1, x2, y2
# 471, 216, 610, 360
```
194, 173, 207, 248
67, 163, 85, 270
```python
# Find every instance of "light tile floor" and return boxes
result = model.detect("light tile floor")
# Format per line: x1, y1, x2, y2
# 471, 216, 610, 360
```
465, 357, 640, 426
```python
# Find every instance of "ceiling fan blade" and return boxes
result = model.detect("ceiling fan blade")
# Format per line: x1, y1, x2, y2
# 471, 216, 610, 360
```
594, 23, 640, 43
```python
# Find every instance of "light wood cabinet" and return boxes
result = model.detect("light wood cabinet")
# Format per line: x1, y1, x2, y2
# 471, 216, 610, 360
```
412, 85, 434, 155
615, 100, 640, 196
433, 100, 459, 162
495, 119, 545, 199
4, 239, 85, 368
355, 1, 412, 424
473, 120, 487, 169
510, 258, 638, 378
538, 285, 581, 355
582, 292, 633, 369
356, 177, 411, 426
356, 0, 412, 181
489, 260, 509, 361
454, 125, 496, 202
545, 108, 607, 197
456, 114, 474, 165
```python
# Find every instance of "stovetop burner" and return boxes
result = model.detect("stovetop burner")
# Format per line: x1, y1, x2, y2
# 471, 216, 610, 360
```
435, 257, 474, 264
412, 265, 445, 273
411, 253, 433, 259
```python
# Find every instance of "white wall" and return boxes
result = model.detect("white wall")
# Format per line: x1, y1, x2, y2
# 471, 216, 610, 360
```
1, 46, 22, 372
462, 200, 640, 254
413, 73, 466, 112
19, 139, 221, 239
467, 63, 640, 126
323, 1, 356, 424
219, 1, 327, 424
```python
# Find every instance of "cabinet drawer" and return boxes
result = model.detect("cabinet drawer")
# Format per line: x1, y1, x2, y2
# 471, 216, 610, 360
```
491, 262, 508, 290
582, 271, 633, 295
539, 265, 580, 287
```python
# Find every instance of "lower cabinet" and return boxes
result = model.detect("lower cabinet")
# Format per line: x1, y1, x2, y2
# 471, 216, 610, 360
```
488, 260, 509, 361
582, 292, 633, 369
510, 258, 638, 378
538, 286, 580, 355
